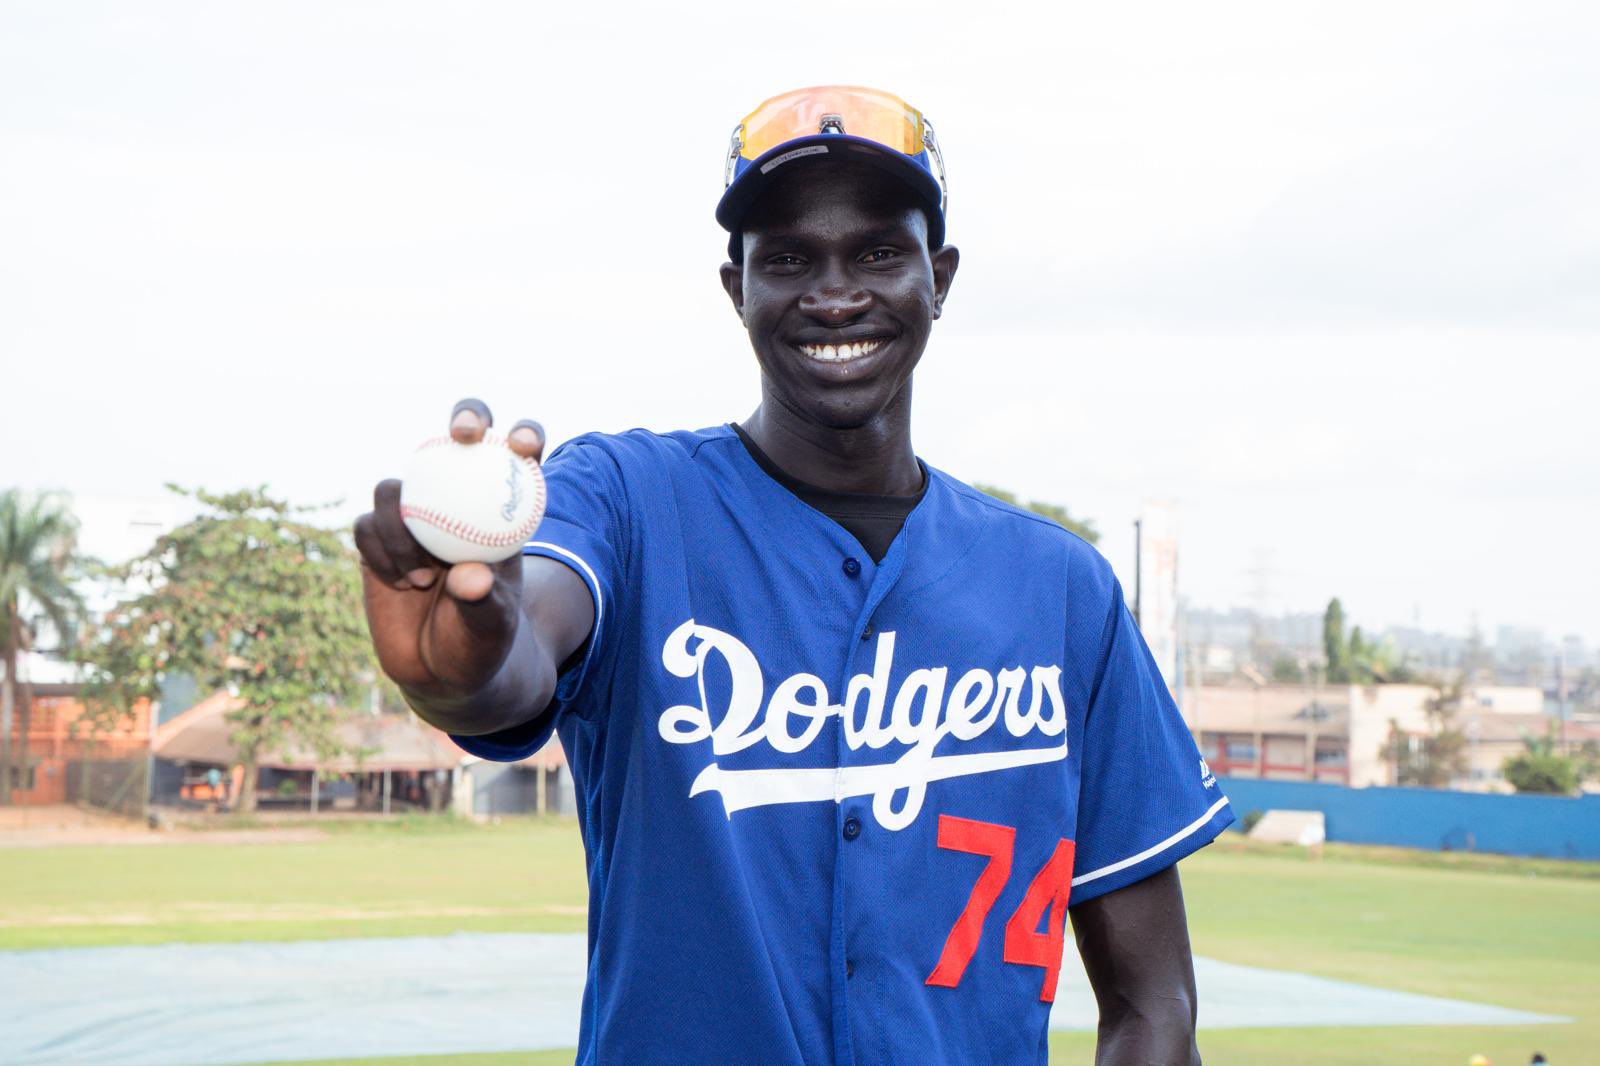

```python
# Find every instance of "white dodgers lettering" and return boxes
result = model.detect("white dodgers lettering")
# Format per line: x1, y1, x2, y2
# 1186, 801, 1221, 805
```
658, 620, 1069, 831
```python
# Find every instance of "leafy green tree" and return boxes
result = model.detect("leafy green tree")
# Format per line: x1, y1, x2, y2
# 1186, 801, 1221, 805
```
1578, 739, 1600, 785
1348, 625, 1366, 663
972, 484, 1099, 544
0, 490, 87, 803
1323, 598, 1415, 684
1379, 680, 1469, 788
80, 487, 374, 812
1268, 654, 1305, 683
1323, 598, 1348, 683
1502, 725, 1579, 795
1460, 622, 1493, 683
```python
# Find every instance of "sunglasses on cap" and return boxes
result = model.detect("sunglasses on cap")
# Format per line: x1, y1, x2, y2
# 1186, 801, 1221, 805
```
715, 85, 948, 254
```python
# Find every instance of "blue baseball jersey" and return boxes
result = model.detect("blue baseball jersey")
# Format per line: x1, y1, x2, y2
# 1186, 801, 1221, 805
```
452, 425, 1232, 1064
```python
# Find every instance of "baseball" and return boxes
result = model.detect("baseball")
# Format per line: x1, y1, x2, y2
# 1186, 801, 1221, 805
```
399, 432, 547, 564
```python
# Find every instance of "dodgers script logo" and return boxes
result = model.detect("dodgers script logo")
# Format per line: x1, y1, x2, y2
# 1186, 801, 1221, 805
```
656, 620, 1069, 831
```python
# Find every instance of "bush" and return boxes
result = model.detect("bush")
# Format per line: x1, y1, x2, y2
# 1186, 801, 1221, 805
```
1502, 752, 1578, 795
1240, 809, 1265, 834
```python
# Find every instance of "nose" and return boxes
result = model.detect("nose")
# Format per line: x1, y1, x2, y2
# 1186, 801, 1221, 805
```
798, 277, 872, 326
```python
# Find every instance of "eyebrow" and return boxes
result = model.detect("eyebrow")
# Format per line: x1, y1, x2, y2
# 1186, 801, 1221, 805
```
747, 224, 920, 248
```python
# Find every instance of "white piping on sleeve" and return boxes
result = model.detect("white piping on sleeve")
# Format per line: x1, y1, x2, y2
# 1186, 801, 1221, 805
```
1071, 796, 1232, 888
526, 540, 604, 647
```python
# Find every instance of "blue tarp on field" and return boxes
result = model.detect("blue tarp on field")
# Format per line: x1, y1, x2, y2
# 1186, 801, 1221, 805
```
1, 933, 1566, 1065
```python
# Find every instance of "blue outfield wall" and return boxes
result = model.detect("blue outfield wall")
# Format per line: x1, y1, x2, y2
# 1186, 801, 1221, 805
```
1216, 776, 1600, 861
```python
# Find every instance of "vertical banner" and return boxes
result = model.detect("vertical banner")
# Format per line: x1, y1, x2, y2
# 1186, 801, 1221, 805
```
1138, 499, 1180, 694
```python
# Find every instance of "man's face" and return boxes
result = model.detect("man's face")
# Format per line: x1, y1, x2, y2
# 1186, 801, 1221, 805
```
720, 162, 959, 431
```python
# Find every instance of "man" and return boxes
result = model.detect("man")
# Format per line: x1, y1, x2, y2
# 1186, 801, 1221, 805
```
356, 85, 1232, 1065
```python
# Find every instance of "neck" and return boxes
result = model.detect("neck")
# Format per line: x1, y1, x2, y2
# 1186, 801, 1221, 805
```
742, 387, 921, 496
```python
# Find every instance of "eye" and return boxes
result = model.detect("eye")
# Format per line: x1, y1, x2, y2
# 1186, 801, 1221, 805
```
763, 253, 807, 272
860, 247, 900, 264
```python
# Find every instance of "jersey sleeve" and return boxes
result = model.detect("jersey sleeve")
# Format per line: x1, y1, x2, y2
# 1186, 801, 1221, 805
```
449, 436, 629, 762
1069, 577, 1233, 905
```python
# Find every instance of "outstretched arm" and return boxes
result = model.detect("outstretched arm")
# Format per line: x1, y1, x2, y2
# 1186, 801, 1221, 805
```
1070, 865, 1201, 1066
354, 400, 594, 736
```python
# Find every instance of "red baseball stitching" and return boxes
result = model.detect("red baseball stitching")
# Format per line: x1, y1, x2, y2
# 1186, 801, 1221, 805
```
402, 437, 547, 547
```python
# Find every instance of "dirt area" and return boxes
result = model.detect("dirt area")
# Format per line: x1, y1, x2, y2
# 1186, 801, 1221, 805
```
0, 805, 328, 848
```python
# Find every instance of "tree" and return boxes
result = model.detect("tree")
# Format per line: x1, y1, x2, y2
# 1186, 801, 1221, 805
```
1322, 598, 1415, 684
1460, 621, 1493, 684
1502, 725, 1579, 795
0, 490, 87, 804
1268, 654, 1305, 683
80, 487, 374, 812
1380, 680, 1469, 788
972, 484, 1099, 544
1323, 598, 1348, 683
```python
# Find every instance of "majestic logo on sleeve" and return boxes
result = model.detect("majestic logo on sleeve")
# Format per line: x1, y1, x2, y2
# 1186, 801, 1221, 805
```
656, 620, 1068, 831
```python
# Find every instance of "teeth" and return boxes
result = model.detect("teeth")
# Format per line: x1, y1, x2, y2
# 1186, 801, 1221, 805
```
800, 339, 883, 363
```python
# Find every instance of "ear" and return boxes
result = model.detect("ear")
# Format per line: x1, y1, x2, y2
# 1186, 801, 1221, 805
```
719, 261, 745, 321
930, 244, 960, 320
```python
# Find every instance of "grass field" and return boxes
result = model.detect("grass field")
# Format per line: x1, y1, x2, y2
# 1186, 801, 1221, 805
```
5, 816, 1597, 1065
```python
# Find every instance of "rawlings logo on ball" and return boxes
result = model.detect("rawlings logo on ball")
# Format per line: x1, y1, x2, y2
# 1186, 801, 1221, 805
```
400, 433, 547, 564
501, 456, 523, 522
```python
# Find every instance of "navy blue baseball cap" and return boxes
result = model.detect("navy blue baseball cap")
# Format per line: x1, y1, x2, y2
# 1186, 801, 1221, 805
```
716, 85, 948, 260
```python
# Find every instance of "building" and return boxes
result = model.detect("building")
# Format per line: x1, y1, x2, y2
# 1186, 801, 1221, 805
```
1183, 683, 1363, 784
1182, 682, 1561, 790
7, 681, 576, 817
152, 692, 467, 813
452, 742, 572, 819
2, 684, 153, 808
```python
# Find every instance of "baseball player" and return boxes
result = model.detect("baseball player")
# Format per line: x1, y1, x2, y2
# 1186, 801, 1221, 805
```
357, 85, 1232, 1064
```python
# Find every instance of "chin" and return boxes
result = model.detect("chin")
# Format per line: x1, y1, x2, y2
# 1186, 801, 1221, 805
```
788, 384, 906, 431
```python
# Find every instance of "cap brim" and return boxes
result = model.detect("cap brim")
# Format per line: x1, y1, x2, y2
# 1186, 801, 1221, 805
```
716, 134, 945, 258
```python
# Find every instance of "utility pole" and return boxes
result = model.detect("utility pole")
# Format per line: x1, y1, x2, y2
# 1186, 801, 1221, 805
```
1132, 519, 1142, 626
1245, 549, 1274, 670
1557, 643, 1570, 756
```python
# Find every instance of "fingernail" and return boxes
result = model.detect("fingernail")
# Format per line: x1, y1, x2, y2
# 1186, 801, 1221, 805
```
407, 568, 437, 588
450, 410, 484, 442
510, 426, 541, 451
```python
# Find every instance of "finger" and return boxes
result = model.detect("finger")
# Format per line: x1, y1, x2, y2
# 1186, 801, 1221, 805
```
508, 419, 545, 462
446, 554, 522, 624
354, 512, 404, 584
444, 562, 495, 603
372, 479, 437, 586
421, 555, 523, 686
442, 554, 523, 637
450, 397, 492, 444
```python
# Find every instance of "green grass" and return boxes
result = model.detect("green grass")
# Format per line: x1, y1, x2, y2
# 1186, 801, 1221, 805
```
5, 820, 1596, 1064
0, 815, 587, 950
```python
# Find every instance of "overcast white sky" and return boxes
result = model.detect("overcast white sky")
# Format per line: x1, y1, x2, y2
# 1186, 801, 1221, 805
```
3, 1, 1597, 645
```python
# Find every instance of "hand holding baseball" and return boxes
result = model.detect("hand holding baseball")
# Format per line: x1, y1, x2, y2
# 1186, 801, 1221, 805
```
355, 399, 546, 697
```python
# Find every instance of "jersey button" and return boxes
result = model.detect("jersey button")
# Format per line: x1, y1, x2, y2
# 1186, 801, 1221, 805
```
842, 817, 862, 841
861, 623, 874, 641
842, 557, 861, 577
846, 960, 856, 978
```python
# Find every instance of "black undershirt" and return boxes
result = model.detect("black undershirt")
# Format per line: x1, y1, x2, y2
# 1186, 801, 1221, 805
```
731, 423, 926, 564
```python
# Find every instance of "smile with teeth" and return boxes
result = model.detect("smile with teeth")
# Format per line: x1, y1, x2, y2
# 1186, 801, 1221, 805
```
799, 339, 884, 363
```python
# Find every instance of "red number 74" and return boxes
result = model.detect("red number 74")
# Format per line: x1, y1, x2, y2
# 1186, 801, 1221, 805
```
924, 814, 1076, 1002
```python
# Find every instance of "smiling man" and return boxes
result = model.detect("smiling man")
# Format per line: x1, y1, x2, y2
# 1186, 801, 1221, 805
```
356, 86, 1232, 1065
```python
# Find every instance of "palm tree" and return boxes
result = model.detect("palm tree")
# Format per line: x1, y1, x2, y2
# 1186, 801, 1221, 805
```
0, 490, 85, 804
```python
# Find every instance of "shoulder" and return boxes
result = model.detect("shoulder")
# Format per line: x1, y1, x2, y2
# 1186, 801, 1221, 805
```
931, 469, 1120, 596
547, 425, 736, 474
933, 469, 1106, 563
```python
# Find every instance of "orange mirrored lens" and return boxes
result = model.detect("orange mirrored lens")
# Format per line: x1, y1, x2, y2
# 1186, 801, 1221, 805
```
739, 85, 923, 160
